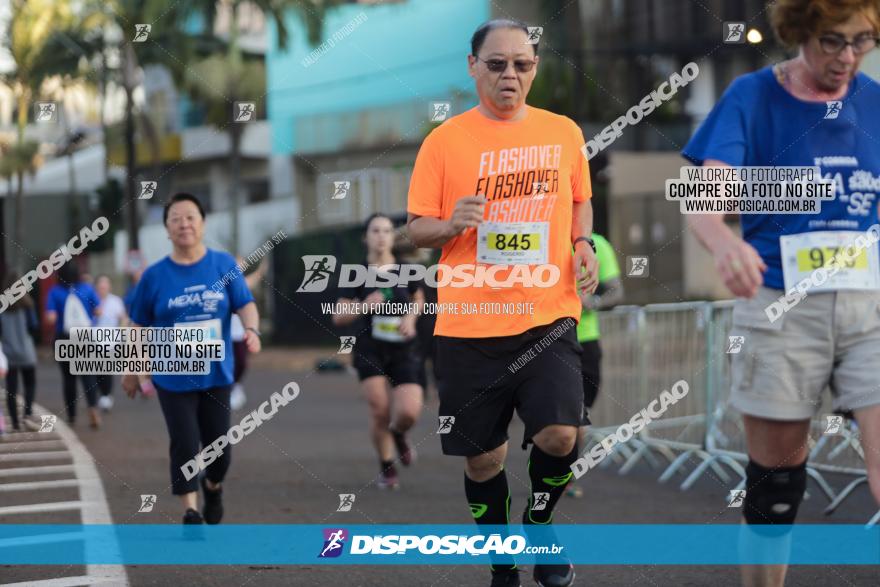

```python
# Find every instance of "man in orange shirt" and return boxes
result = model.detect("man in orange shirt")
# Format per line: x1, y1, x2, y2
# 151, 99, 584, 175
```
407, 19, 598, 587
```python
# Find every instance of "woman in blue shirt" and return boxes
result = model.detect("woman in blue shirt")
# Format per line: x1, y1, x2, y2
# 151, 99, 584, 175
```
122, 193, 261, 525
684, 1, 880, 585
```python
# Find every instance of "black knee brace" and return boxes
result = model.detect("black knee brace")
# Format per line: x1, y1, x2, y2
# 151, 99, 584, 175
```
742, 460, 807, 525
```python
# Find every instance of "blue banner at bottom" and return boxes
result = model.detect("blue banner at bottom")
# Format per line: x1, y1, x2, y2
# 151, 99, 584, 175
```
0, 525, 878, 565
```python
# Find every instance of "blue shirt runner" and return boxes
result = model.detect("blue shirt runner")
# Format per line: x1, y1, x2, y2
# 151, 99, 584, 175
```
128, 249, 253, 391
683, 66, 880, 290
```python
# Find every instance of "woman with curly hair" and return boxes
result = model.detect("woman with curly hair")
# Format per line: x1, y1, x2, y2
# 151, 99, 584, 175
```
684, 1, 880, 585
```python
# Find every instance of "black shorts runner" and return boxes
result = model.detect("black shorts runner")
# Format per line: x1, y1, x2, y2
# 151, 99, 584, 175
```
353, 338, 423, 386
579, 340, 602, 409
435, 317, 587, 456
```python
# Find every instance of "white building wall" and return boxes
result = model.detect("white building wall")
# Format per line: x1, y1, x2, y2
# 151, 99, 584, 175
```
114, 196, 300, 271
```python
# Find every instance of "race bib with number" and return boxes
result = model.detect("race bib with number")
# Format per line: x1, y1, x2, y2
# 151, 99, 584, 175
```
371, 316, 405, 343
477, 221, 549, 265
780, 231, 880, 292
174, 318, 223, 340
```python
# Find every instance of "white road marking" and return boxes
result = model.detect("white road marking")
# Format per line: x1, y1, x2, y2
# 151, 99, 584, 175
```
0, 431, 61, 441
0, 403, 129, 586
0, 451, 72, 462
0, 479, 79, 492
0, 500, 83, 516
0, 577, 121, 586
0, 465, 75, 478
0, 440, 66, 452
43, 404, 130, 586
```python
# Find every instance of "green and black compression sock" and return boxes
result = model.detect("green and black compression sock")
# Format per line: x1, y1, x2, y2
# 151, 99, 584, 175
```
524, 445, 577, 525
465, 468, 515, 573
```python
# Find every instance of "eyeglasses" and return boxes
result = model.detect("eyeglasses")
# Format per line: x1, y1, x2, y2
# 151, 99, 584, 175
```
475, 56, 537, 73
818, 33, 879, 55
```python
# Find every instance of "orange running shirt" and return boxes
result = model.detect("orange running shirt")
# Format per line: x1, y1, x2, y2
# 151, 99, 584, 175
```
408, 105, 591, 338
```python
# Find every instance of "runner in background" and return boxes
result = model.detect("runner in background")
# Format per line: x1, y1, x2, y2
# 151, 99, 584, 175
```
683, 1, 880, 585
407, 19, 598, 587
123, 267, 144, 315
393, 230, 438, 398
566, 233, 623, 499
1, 273, 39, 431
45, 263, 102, 428
94, 275, 128, 413
0, 341, 7, 437
332, 213, 426, 490
122, 193, 261, 525
229, 257, 268, 411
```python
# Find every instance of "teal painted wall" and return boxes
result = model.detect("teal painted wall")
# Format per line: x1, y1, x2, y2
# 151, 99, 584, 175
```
266, 0, 489, 154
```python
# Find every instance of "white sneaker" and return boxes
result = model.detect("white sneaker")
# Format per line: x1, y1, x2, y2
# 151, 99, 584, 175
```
230, 384, 246, 411
98, 396, 113, 412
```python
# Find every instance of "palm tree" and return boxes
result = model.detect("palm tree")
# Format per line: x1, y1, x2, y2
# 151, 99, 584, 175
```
3, 141, 42, 273
0, 140, 14, 276
185, 0, 345, 255
93, 0, 197, 253
29, 29, 101, 234
185, 53, 264, 254
3, 0, 75, 271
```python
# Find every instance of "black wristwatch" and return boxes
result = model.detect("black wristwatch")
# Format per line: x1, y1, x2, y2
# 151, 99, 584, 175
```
573, 236, 596, 253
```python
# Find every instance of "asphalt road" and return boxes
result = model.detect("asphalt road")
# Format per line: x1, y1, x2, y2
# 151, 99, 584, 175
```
1, 354, 878, 586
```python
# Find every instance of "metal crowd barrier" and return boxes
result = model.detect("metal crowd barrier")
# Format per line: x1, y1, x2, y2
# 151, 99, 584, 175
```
589, 300, 879, 527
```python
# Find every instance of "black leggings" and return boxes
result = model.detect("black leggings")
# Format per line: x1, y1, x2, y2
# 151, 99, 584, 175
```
6, 366, 36, 429
57, 360, 98, 422
156, 384, 232, 495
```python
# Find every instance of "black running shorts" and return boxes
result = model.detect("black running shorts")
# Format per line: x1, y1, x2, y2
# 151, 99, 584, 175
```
353, 339, 423, 387
435, 317, 587, 456
579, 339, 602, 409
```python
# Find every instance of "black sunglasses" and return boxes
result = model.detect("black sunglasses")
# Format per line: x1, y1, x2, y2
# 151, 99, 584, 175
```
474, 56, 537, 73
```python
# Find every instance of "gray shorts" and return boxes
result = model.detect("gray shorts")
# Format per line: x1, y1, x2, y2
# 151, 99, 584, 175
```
730, 286, 880, 420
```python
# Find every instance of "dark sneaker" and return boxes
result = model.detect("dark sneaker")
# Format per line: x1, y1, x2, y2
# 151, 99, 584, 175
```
201, 478, 224, 524
391, 430, 416, 466
377, 470, 400, 490
533, 563, 575, 587
183, 508, 204, 524
490, 567, 522, 586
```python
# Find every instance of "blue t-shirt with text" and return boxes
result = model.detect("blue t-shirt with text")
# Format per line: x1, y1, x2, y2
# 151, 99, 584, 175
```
46, 282, 101, 336
683, 66, 880, 289
129, 249, 254, 392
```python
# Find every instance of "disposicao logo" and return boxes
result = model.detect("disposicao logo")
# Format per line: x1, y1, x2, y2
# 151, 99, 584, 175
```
319, 528, 348, 558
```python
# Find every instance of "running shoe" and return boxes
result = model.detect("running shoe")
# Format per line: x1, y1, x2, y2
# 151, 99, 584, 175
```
201, 477, 224, 524
377, 470, 400, 490
533, 563, 575, 587
490, 568, 522, 586
391, 430, 417, 466
23, 415, 40, 432
183, 508, 204, 524
230, 384, 247, 411
98, 396, 113, 412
